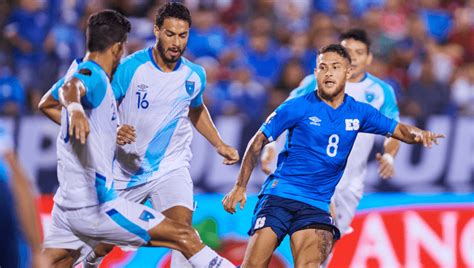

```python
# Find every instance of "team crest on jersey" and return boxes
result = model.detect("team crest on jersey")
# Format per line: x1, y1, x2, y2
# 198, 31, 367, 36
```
185, 80, 195, 95
365, 91, 375, 103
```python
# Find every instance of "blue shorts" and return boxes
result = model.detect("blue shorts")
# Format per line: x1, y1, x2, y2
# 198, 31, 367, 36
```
248, 194, 340, 244
0, 180, 20, 268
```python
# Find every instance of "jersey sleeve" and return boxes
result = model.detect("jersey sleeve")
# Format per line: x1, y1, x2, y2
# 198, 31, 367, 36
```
50, 77, 66, 101
190, 65, 207, 108
72, 68, 107, 109
379, 83, 400, 121
260, 98, 306, 142
359, 102, 398, 137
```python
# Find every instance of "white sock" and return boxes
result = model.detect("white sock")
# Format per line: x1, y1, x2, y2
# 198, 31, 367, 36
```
83, 251, 104, 268
188, 246, 235, 268
170, 249, 192, 268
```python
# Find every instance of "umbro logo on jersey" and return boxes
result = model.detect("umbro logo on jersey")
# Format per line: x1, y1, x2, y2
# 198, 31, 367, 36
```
137, 84, 148, 92
185, 80, 195, 95
309, 116, 322, 126
345, 119, 360, 131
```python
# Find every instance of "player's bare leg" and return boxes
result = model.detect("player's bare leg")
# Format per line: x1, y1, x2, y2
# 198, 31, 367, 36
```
147, 217, 235, 267
241, 227, 279, 268
42, 248, 81, 268
162, 205, 194, 267
83, 243, 114, 268
290, 228, 334, 267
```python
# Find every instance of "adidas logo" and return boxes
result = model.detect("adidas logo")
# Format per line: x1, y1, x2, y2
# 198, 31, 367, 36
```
309, 116, 322, 126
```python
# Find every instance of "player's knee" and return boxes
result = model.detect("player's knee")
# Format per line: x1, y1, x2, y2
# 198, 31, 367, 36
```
294, 259, 322, 268
173, 224, 202, 253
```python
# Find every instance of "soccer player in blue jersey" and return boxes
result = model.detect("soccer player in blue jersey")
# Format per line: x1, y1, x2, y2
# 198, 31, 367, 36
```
41, 10, 235, 268
222, 44, 444, 267
261, 29, 401, 245
0, 126, 45, 268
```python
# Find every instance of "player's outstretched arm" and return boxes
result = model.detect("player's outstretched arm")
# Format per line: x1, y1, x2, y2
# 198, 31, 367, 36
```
222, 131, 268, 214
189, 104, 239, 164
59, 78, 89, 144
392, 123, 445, 148
38, 89, 62, 125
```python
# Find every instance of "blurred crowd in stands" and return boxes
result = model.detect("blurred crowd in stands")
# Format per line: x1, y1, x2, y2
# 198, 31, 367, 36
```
1, 0, 473, 124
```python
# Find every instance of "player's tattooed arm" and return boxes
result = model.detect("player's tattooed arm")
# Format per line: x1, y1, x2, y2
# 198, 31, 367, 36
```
189, 104, 239, 164
392, 123, 444, 148
59, 77, 89, 144
38, 89, 61, 125
222, 131, 268, 214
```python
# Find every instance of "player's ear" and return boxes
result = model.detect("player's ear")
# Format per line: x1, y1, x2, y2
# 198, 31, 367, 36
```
153, 25, 160, 38
346, 63, 352, 79
111, 42, 124, 58
367, 52, 373, 65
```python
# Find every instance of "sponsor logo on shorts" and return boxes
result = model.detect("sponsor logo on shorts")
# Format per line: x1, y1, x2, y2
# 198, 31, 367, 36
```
254, 216, 266, 229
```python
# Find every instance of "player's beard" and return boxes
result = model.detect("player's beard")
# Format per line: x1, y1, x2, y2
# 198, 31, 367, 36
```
157, 42, 185, 64
318, 82, 346, 101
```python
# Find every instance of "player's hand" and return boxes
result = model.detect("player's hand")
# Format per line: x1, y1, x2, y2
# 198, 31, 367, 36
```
69, 110, 89, 144
260, 144, 276, 175
413, 130, 445, 148
216, 144, 239, 165
222, 185, 247, 214
375, 153, 395, 179
117, 124, 136, 145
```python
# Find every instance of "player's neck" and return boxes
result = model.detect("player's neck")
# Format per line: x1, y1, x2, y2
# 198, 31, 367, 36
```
317, 90, 345, 109
87, 52, 113, 78
152, 46, 179, 72
348, 72, 367, 83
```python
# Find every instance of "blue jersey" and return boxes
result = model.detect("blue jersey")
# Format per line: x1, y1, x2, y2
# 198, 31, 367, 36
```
288, 74, 400, 190
259, 92, 398, 212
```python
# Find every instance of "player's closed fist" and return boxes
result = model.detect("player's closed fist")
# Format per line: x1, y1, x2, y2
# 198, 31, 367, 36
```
222, 185, 247, 214
375, 153, 394, 179
117, 124, 136, 145
216, 144, 239, 165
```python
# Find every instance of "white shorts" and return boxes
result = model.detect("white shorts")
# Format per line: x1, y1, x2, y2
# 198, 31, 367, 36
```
332, 185, 363, 236
117, 167, 194, 212
43, 197, 165, 251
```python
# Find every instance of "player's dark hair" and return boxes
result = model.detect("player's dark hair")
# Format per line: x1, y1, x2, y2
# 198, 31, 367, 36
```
86, 10, 131, 52
318, 44, 352, 64
155, 2, 192, 27
339, 28, 371, 52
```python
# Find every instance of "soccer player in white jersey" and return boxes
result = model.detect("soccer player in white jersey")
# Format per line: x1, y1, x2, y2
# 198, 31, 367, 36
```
110, 3, 239, 267
261, 29, 401, 240
41, 10, 235, 268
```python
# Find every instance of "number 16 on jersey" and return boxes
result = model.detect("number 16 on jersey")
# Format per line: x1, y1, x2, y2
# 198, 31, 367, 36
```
136, 92, 149, 109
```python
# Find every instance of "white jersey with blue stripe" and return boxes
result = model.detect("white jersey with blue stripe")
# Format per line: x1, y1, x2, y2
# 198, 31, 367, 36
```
290, 73, 400, 190
54, 60, 119, 208
111, 48, 206, 189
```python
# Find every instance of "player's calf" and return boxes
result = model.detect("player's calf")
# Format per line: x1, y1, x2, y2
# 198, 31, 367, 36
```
291, 228, 334, 268
42, 248, 81, 268
147, 218, 235, 267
